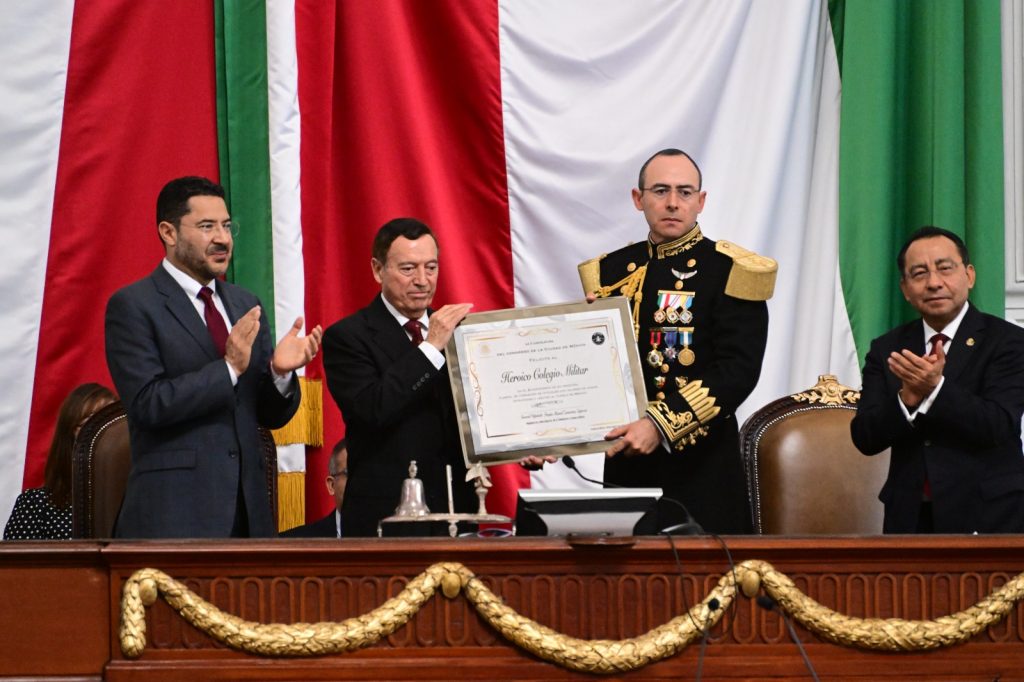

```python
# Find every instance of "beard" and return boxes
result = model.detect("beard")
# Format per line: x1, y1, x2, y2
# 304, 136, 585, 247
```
174, 240, 230, 282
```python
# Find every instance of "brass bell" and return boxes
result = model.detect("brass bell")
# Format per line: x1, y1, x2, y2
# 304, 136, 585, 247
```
394, 460, 430, 517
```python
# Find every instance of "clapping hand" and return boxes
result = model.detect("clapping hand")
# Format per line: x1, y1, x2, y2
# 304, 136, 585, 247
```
271, 317, 323, 375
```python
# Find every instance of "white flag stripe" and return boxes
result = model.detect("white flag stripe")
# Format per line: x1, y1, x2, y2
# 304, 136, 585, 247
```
500, 1, 858, 489
0, 2, 76, 529
266, 0, 306, 473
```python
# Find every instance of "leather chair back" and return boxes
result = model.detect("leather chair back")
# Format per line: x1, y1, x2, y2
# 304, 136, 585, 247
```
71, 401, 130, 538
739, 375, 890, 535
71, 401, 279, 538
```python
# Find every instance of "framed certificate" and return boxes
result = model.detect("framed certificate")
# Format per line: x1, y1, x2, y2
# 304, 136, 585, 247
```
446, 297, 647, 466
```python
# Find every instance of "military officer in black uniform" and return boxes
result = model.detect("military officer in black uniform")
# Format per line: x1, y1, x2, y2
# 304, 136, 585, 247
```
578, 149, 776, 534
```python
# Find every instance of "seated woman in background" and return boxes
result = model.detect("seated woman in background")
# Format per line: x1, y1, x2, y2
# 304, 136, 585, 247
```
3, 383, 116, 540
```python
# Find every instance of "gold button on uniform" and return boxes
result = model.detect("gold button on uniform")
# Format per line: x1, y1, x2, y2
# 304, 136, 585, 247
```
655, 392, 665, 400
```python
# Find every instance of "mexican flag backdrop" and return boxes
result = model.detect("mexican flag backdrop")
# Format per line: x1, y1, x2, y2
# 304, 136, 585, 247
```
0, 0, 1009, 529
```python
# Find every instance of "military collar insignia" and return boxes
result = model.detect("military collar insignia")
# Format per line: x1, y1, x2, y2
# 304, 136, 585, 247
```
648, 224, 704, 259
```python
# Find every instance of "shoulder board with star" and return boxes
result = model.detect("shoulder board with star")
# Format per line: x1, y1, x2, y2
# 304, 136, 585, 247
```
714, 240, 777, 301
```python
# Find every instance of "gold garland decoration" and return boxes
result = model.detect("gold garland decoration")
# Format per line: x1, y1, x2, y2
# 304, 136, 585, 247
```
120, 559, 1024, 673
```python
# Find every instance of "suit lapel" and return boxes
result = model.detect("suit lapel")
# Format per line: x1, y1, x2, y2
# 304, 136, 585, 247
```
151, 265, 220, 360
943, 304, 983, 382
216, 280, 246, 326
366, 294, 417, 362
896, 321, 922, 355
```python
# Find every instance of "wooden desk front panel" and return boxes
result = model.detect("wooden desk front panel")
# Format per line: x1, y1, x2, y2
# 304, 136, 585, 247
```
102, 537, 1024, 680
3, 537, 1024, 680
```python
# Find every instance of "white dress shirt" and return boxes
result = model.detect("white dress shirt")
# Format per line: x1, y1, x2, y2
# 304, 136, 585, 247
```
898, 301, 970, 422
379, 294, 445, 370
161, 258, 293, 394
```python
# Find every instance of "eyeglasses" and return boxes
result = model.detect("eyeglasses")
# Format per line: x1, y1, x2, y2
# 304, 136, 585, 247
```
905, 261, 963, 284
182, 219, 238, 236
640, 185, 700, 201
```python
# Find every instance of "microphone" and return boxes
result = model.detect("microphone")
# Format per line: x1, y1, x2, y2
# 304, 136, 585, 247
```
755, 595, 820, 681
561, 456, 705, 535
561, 455, 594, 479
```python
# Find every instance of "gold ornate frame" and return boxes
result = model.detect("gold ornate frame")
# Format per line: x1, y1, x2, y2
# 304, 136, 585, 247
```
446, 297, 647, 467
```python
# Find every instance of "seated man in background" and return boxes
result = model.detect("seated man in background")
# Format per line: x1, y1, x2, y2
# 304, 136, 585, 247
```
280, 439, 348, 538
851, 226, 1024, 533
322, 218, 476, 536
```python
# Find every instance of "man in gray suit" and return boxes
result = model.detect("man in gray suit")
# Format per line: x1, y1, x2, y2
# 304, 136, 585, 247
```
105, 176, 322, 538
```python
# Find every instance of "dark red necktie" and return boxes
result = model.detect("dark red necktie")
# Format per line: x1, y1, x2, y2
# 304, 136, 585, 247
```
198, 286, 229, 356
404, 319, 424, 345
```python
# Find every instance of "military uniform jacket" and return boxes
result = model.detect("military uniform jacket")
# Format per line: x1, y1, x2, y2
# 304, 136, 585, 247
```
579, 225, 775, 533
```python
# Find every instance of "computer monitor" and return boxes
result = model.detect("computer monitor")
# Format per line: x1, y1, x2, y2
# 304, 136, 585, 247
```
515, 488, 663, 537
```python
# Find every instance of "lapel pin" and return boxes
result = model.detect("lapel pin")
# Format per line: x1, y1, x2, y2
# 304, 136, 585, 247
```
966, 338, 975, 347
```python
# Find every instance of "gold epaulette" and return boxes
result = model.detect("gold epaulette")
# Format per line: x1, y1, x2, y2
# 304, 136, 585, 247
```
577, 256, 605, 296
715, 241, 777, 301
577, 255, 646, 301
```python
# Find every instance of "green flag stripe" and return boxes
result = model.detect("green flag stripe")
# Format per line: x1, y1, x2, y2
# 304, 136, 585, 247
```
214, 0, 276, 336
962, 0, 1005, 316
833, 0, 1004, 362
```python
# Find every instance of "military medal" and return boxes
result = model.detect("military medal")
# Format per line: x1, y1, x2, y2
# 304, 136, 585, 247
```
678, 328, 695, 366
654, 291, 672, 324
646, 331, 664, 367
654, 376, 666, 389
657, 291, 687, 326
663, 330, 679, 361
658, 290, 694, 326
679, 292, 694, 324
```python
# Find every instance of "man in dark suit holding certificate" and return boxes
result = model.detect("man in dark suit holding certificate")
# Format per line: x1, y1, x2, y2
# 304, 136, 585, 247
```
322, 218, 476, 536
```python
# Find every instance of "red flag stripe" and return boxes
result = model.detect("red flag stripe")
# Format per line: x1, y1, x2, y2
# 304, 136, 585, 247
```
25, 1, 220, 487
295, 0, 528, 520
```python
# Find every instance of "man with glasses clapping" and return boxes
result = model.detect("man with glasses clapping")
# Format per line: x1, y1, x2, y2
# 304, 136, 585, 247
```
105, 176, 322, 538
851, 226, 1024, 534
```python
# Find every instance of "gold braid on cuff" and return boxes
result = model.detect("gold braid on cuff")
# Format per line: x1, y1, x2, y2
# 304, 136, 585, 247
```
120, 559, 1024, 673
646, 380, 720, 450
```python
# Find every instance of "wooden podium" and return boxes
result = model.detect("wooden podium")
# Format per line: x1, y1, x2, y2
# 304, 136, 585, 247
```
3, 536, 1024, 680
